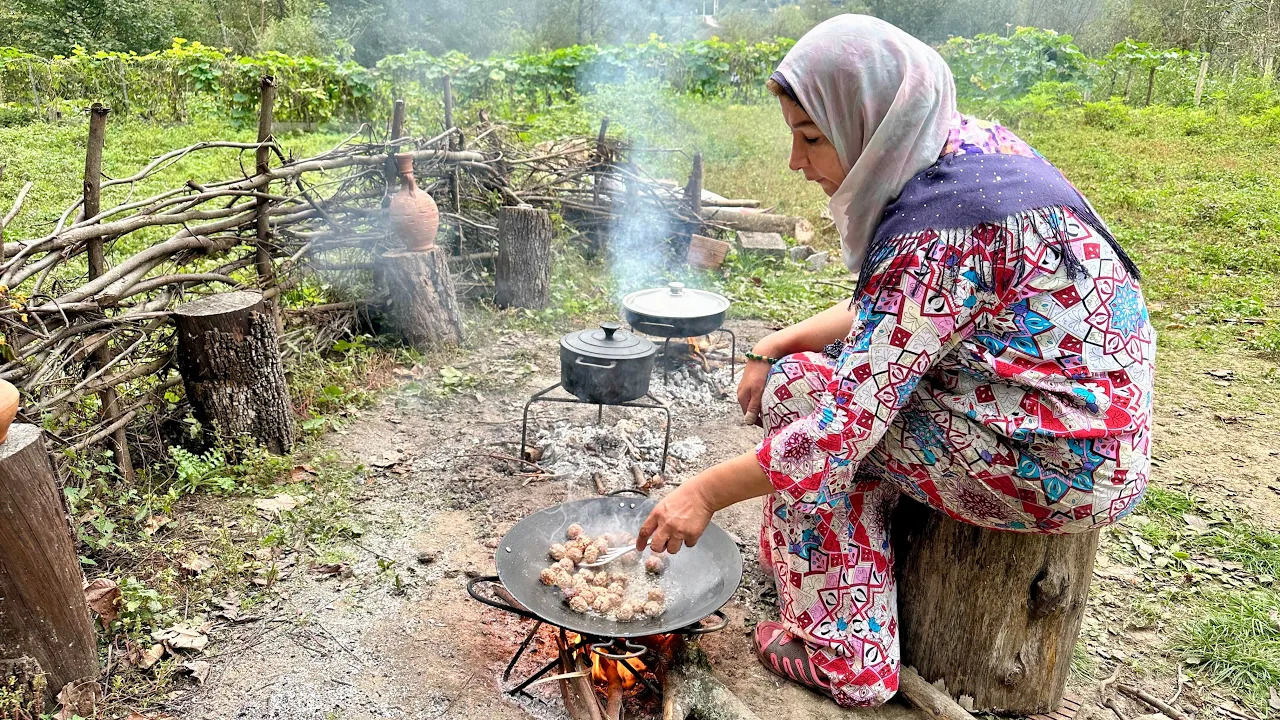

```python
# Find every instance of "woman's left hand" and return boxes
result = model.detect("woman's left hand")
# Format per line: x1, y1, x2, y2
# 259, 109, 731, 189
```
635, 482, 714, 555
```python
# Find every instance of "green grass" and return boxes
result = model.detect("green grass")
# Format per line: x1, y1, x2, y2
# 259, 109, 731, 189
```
1175, 590, 1280, 713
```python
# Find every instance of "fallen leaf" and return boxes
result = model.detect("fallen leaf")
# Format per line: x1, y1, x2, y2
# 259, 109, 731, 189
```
311, 562, 353, 578
1269, 686, 1280, 711
143, 514, 171, 536
136, 643, 165, 670
254, 493, 301, 515
181, 553, 215, 576
180, 660, 211, 685
126, 712, 177, 720
55, 678, 102, 720
152, 623, 209, 652
1182, 513, 1210, 533
83, 577, 121, 625
290, 465, 317, 482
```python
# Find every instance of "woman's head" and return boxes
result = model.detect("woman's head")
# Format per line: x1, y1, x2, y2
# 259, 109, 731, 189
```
767, 77, 846, 197
769, 15, 957, 272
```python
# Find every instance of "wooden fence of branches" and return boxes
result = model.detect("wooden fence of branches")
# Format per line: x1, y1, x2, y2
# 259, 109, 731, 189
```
0, 76, 729, 479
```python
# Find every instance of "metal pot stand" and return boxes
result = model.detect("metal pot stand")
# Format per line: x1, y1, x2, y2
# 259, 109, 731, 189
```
519, 383, 672, 475
627, 320, 737, 387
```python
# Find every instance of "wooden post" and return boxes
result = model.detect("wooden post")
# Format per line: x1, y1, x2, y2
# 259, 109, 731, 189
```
660, 638, 761, 720
592, 116, 610, 208
1144, 66, 1157, 106
0, 424, 99, 700
254, 76, 279, 315
1194, 54, 1210, 106
173, 290, 295, 454
384, 98, 406, 187
376, 249, 463, 348
1122, 68, 1134, 101
442, 76, 464, 253
684, 151, 704, 244
893, 499, 1099, 714
81, 103, 134, 482
494, 206, 552, 309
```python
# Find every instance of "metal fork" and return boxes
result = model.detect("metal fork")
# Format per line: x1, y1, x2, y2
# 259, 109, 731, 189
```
578, 546, 637, 568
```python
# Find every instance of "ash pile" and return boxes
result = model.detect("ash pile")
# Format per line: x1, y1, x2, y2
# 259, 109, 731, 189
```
535, 418, 707, 484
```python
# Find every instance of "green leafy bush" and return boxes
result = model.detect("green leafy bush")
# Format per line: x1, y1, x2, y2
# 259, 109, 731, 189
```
940, 27, 1091, 102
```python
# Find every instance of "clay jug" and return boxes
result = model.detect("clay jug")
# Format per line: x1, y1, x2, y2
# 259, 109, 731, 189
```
0, 379, 17, 444
388, 154, 439, 251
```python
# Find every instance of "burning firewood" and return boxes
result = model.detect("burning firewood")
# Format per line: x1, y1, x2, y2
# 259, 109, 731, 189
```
557, 634, 605, 720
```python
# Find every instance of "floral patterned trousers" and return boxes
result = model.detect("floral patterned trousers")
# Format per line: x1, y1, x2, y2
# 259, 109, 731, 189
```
757, 351, 1122, 707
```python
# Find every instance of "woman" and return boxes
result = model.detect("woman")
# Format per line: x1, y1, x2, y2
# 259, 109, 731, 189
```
634, 14, 1154, 708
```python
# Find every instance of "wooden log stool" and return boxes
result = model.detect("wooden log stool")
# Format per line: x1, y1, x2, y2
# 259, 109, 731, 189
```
0, 424, 99, 708
894, 498, 1099, 715
376, 247, 464, 349
173, 290, 296, 454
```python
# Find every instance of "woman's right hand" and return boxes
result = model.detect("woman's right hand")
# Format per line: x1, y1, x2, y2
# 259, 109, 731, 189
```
737, 356, 772, 426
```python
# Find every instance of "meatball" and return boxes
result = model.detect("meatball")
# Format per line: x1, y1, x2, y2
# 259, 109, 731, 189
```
539, 568, 558, 586
576, 569, 594, 584
569, 596, 591, 613
556, 573, 577, 589
592, 594, 616, 613
565, 546, 584, 564
593, 537, 610, 553
647, 587, 665, 603
561, 585, 580, 600
556, 558, 575, 573
566, 523, 585, 540
608, 571, 630, 586
578, 587, 597, 605
548, 543, 566, 561
582, 545, 600, 564
590, 572, 611, 587
619, 552, 639, 568
642, 600, 663, 617
607, 581, 625, 595
644, 556, 665, 574
614, 603, 635, 622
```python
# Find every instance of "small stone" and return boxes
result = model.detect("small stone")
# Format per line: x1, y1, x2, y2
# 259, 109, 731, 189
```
737, 231, 786, 258
787, 245, 815, 261
416, 550, 439, 565
806, 251, 830, 271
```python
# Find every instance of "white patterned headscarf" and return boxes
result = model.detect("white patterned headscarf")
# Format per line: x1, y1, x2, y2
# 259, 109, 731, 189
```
772, 15, 957, 273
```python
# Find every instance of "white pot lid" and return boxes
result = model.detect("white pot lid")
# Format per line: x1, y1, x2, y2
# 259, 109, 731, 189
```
622, 282, 730, 319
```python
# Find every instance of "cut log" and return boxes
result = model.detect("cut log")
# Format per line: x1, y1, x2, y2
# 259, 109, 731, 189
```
173, 290, 295, 454
495, 205, 553, 309
0, 425, 99, 699
376, 248, 464, 348
700, 207, 805, 237
660, 638, 762, 720
893, 498, 1099, 715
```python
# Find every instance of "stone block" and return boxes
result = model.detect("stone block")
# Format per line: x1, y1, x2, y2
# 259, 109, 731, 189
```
737, 231, 786, 258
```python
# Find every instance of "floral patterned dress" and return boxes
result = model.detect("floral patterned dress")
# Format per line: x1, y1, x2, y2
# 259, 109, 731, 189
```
754, 116, 1155, 707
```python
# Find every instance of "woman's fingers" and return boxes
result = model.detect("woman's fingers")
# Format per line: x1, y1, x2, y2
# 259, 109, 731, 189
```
635, 510, 659, 551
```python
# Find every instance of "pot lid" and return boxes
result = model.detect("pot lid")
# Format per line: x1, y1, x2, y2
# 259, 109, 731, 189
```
561, 322, 655, 360
622, 282, 730, 319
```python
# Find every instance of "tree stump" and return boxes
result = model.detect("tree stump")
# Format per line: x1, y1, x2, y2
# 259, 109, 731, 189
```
0, 424, 99, 699
893, 499, 1099, 715
659, 639, 762, 720
173, 290, 295, 454
376, 248, 463, 349
495, 205, 552, 309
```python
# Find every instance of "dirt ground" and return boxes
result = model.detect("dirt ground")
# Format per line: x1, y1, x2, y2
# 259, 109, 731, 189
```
174, 319, 931, 720
173, 319, 1279, 720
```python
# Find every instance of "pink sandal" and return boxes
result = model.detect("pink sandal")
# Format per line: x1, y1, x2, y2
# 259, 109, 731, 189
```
753, 621, 833, 697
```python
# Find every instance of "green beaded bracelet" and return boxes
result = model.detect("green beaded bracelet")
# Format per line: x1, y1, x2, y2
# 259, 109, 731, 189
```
745, 351, 781, 365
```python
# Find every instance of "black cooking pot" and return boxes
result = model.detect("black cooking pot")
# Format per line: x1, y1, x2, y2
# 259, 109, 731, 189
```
560, 322, 656, 404
621, 282, 731, 338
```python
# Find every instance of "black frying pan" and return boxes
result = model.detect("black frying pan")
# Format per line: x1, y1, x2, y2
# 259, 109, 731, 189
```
470, 491, 743, 638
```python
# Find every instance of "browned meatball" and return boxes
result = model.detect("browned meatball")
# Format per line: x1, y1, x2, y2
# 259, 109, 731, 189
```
642, 600, 663, 617
539, 568, 558, 586
569, 595, 591, 613
647, 587, 665, 603
566, 523, 585, 540
644, 556, 665, 574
